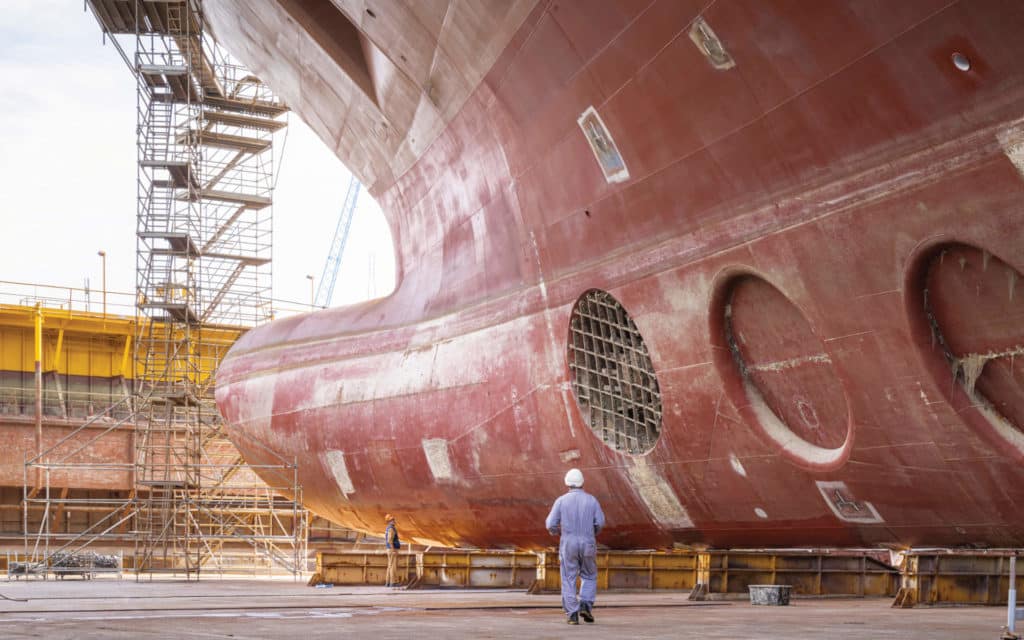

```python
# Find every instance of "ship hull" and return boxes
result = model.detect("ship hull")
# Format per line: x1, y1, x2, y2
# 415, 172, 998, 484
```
213, 0, 1024, 549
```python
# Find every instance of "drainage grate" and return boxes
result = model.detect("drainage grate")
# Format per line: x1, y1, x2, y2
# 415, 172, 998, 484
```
567, 290, 663, 455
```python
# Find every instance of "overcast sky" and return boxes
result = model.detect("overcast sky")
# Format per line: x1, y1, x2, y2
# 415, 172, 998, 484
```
0, 2, 394, 317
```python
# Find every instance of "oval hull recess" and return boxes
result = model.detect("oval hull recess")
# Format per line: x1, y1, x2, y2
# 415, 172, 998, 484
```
211, 0, 1024, 549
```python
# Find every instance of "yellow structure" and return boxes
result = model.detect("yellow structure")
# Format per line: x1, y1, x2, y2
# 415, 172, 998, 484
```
0, 291, 306, 577
0, 304, 131, 385
0, 297, 244, 499
0, 303, 241, 383
0, 302, 241, 435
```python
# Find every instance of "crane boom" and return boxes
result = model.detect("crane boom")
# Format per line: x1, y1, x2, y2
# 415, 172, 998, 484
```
315, 175, 361, 308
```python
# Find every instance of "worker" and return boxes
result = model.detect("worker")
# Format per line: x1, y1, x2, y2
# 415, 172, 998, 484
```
545, 468, 605, 625
384, 513, 401, 587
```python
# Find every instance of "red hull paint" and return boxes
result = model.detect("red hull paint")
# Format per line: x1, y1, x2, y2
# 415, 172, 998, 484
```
213, 1, 1024, 549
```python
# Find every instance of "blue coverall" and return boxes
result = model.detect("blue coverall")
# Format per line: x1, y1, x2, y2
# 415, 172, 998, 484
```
545, 487, 606, 616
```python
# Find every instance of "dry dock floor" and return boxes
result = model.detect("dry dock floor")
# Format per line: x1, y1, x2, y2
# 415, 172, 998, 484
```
0, 579, 1008, 639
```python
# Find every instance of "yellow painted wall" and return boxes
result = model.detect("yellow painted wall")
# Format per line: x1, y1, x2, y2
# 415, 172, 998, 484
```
0, 304, 242, 379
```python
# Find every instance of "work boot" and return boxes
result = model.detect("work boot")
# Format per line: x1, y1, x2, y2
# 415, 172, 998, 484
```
579, 603, 594, 623
566, 612, 579, 625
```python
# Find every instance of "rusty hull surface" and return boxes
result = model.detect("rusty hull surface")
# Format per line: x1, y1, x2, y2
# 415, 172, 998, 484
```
211, 1, 1024, 549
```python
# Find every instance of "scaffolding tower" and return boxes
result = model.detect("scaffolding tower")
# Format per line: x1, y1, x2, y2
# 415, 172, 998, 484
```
22, 0, 307, 578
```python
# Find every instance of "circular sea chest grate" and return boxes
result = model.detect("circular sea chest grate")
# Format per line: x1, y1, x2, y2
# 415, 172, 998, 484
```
567, 290, 663, 455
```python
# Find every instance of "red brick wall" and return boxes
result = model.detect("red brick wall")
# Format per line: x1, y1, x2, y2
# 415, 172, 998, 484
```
0, 417, 132, 490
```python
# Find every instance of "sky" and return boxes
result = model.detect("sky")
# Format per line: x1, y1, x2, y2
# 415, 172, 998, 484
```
0, 2, 394, 317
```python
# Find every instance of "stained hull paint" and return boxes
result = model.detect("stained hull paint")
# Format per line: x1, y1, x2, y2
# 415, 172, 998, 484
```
212, 1, 1024, 549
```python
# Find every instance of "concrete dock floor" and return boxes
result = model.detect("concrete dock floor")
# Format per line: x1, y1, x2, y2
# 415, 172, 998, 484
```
0, 579, 1009, 639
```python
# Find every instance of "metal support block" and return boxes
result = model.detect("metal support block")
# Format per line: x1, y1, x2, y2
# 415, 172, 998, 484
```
892, 550, 1024, 608
315, 549, 900, 596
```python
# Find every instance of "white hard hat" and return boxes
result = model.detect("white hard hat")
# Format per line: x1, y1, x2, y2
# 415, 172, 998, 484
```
564, 468, 584, 487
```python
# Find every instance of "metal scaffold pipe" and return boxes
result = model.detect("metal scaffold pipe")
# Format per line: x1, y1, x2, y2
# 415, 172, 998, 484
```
18, 0, 309, 579
1008, 555, 1018, 639
33, 304, 42, 488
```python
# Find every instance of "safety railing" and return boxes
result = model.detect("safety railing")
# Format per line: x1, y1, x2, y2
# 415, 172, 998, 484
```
0, 384, 132, 422
0, 280, 136, 318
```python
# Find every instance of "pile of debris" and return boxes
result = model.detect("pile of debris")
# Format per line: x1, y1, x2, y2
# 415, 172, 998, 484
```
49, 552, 119, 579
7, 561, 45, 579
